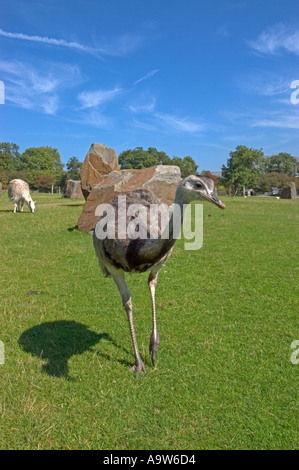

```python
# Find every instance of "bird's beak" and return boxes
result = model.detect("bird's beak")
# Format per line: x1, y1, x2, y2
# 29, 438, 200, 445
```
198, 190, 226, 209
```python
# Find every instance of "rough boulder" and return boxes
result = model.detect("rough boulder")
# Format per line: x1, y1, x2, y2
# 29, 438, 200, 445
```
281, 182, 297, 199
80, 143, 120, 199
78, 165, 181, 233
63, 180, 83, 199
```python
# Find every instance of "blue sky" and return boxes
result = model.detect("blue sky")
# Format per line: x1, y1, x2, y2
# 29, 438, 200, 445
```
0, 0, 298, 171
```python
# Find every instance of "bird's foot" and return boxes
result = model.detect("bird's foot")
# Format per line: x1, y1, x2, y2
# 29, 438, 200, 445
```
149, 331, 160, 366
130, 358, 146, 378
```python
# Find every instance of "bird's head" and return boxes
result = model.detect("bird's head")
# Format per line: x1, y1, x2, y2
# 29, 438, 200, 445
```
178, 175, 225, 209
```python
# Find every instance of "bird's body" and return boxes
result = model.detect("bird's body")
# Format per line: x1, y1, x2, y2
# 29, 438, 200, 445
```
94, 188, 174, 276
93, 175, 225, 376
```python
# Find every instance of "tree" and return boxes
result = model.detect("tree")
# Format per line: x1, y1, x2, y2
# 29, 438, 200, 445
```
0, 171, 8, 188
258, 172, 298, 192
222, 145, 265, 195
265, 153, 297, 176
172, 156, 198, 178
119, 147, 170, 169
119, 147, 198, 178
0, 142, 20, 171
0, 143, 24, 187
66, 156, 82, 180
147, 147, 172, 166
17, 146, 64, 185
33, 174, 55, 191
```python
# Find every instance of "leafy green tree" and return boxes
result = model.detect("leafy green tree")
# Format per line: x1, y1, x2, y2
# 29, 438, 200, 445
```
265, 153, 297, 176
222, 145, 265, 194
258, 172, 298, 192
18, 146, 64, 185
147, 147, 172, 166
172, 156, 198, 178
33, 174, 55, 191
0, 143, 25, 187
0, 171, 9, 188
118, 147, 197, 178
0, 142, 20, 171
66, 156, 82, 180
119, 147, 156, 169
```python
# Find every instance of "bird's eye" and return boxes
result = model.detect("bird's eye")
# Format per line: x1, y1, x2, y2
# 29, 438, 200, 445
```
196, 182, 203, 188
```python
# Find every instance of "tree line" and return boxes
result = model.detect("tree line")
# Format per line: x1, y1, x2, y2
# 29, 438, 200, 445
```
0, 142, 297, 193
118, 147, 198, 178
221, 145, 298, 194
0, 143, 81, 191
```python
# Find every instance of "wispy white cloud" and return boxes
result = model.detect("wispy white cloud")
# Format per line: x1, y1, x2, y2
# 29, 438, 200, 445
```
253, 78, 291, 97
75, 110, 114, 129
128, 94, 156, 113
214, 25, 231, 38
98, 33, 145, 57
131, 118, 158, 132
77, 87, 123, 109
248, 24, 299, 56
155, 113, 204, 133
0, 28, 145, 58
134, 69, 159, 85
221, 105, 299, 131
0, 59, 82, 114
251, 113, 299, 130
237, 72, 294, 100
129, 101, 156, 114
0, 28, 99, 55
132, 111, 205, 134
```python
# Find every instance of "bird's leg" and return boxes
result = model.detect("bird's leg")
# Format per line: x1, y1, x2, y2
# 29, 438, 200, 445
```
148, 270, 160, 365
112, 272, 146, 377
126, 301, 146, 377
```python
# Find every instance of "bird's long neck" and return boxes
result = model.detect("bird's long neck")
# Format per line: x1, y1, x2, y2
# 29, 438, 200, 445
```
154, 187, 188, 260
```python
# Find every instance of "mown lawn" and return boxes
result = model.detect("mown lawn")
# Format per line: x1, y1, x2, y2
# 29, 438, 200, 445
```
0, 191, 298, 449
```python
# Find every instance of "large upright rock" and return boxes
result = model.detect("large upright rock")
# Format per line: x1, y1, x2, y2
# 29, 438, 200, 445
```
281, 182, 296, 199
78, 165, 181, 233
63, 180, 83, 199
0, 182, 2, 196
80, 143, 120, 199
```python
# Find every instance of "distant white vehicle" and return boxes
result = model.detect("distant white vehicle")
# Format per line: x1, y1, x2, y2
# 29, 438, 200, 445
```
8, 179, 36, 213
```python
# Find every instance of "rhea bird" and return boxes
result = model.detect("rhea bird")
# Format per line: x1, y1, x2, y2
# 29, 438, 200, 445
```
93, 174, 225, 377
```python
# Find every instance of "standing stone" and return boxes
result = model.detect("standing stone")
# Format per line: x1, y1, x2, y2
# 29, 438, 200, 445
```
0, 182, 2, 196
80, 143, 120, 200
77, 165, 181, 233
63, 180, 83, 198
281, 182, 297, 199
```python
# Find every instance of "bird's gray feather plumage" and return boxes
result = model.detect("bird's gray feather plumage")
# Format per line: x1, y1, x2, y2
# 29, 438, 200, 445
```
93, 188, 172, 275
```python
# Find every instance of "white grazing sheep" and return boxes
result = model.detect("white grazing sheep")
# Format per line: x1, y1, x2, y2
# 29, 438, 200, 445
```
8, 179, 36, 213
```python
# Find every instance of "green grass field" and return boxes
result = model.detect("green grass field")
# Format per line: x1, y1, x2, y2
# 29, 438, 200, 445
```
0, 191, 298, 450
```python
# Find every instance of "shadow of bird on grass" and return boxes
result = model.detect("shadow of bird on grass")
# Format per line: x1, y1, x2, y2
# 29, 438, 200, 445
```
19, 320, 128, 379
